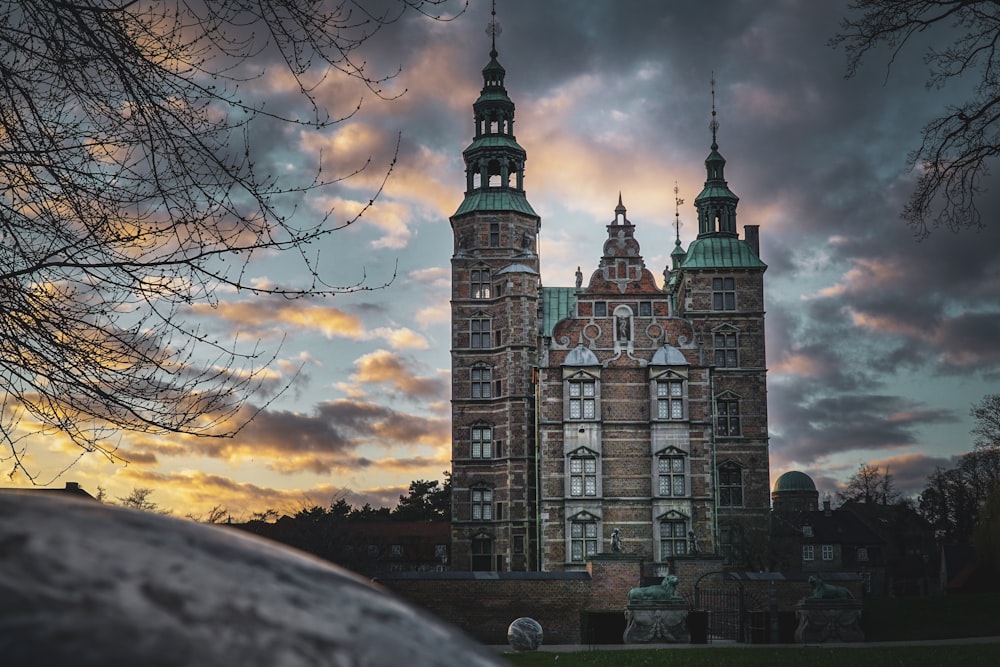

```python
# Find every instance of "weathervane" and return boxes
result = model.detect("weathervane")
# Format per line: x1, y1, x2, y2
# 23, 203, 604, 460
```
487, 0, 502, 50
673, 181, 684, 244
710, 71, 719, 148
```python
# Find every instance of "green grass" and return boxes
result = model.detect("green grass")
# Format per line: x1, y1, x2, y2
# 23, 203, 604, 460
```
502, 643, 1000, 667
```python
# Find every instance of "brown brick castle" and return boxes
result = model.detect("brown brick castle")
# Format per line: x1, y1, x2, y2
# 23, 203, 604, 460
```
449, 34, 769, 573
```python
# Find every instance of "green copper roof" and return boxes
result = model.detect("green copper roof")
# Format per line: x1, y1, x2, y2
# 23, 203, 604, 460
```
694, 183, 740, 203
541, 287, 577, 337
453, 191, 538, 218
681, 236, 765, 270
773, 471, 817, 493
463, 135, 525, 153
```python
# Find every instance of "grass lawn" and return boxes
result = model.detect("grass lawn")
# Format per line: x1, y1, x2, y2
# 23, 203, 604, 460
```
502, 642, 1000, 667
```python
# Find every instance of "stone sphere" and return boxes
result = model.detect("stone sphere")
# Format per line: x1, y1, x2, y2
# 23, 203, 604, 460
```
507, 617, 543, 651
0, 493, 504, 667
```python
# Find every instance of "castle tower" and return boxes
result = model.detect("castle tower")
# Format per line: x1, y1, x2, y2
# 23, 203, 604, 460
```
449, 12, 541, 571
670, 81, 771, 567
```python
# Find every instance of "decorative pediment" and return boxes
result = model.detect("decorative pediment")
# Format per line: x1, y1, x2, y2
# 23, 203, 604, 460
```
656, 509, 690, 522
650, 368, 688, 382
563, 367, 600, 381
715, 389, 742, 401
710, 323, 740, 334
654, 445, 688, 458
567, 446, 600, 459
567, 510, 600, 523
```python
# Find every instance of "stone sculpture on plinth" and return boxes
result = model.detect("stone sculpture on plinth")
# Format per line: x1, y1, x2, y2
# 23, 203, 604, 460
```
794, 576, 865, 643
623, 575, 690, 644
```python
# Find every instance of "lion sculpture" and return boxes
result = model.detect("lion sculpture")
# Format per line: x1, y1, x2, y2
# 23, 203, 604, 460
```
806, 575, 854, 600
627, 575, 682, 603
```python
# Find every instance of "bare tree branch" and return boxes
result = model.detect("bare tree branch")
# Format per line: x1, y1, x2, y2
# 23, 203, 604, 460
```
0, 0, 465, 481
831, 0, 1000, 237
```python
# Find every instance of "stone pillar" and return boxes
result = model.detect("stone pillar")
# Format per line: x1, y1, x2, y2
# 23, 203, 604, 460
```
794, 600, 864, 643
586, 553, 643, 612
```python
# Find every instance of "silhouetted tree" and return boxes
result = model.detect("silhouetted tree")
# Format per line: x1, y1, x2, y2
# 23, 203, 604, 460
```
391, 475, 450, 521
971, 394, 1000, 451
840, 462, 900, 506
0, 0, 463, 482
832, 1, 1000, 237
117, 486, 168, 514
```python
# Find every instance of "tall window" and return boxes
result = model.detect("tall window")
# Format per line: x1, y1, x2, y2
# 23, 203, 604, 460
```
660, 519, 688, 558
471, 489, 493, 520
471, 367, 492, 399
718, 462, 743, 507
802, 544, 815, 561
471, 536, 492, 571
470, 317, 491, 348
822, 544, 834, 561
714, 331, 738, 367
658, 454, 686, 497
570, 521, 598, 562
471, 269, 491, 299
712, 277, 736, 310
569, 455, 597, 497
471, 425, 492, 459
656, 379, 685, 420
489, 223, 500, 247
568, 378, 596, 419
716, 396, 741, 436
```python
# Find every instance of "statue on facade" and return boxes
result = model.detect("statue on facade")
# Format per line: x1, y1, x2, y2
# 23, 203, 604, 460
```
575, 266, 583, 288
610, 528, 623, 553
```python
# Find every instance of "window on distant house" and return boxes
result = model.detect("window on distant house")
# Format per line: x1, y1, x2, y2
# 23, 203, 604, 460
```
712, 277, 736, 310
802, 545, 815, 561
857, 547, 868, 562
822, 544, 834, 561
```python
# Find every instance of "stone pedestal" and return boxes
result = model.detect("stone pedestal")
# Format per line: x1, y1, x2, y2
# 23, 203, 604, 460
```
623, 602, 690, 644
794, 600, 864, 643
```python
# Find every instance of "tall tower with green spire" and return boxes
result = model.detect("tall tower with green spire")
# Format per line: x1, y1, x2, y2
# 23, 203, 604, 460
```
449, 6, 540, 572
672, 78, 771, 566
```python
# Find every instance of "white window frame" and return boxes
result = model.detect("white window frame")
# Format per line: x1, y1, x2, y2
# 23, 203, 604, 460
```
802, 544, 815, 561
822, 544, 834, 561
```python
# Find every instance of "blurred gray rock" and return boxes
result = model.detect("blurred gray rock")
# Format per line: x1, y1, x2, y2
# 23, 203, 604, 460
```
0, 493, 504, 667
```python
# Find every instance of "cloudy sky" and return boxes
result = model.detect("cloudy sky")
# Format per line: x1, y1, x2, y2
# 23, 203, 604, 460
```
12, 0, 999, 517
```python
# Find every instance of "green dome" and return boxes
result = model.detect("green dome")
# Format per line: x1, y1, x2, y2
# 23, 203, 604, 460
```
772, 470, 816, 493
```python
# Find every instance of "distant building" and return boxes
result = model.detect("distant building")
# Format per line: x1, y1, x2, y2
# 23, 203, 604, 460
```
449, 32, 770, 572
